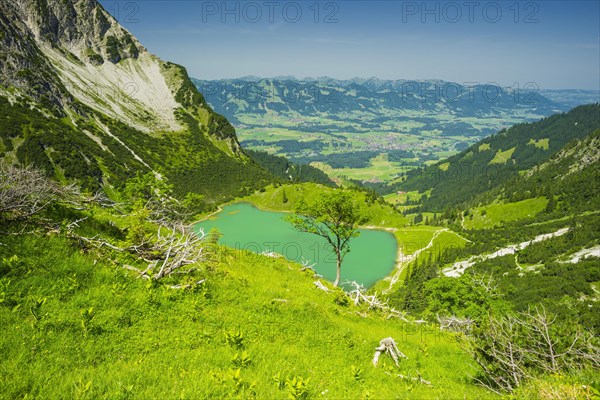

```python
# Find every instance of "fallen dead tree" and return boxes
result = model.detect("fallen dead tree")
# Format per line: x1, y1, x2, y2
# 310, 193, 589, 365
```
0, 162, 78, 221
344, 281, 418, 322
260, 250, 281, 258
438, 315, 474, 333
385, 309, 410, 322
311, 279, 430, 326
347, 281, 389, 308
141, 224, 207, 280
314, 280, 330, 292
373, 337, 408, 366
74, 223, 208, 284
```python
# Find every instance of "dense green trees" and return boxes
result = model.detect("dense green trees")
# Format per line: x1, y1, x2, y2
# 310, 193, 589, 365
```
0, 95, 274, 202
389, 257, 510, 322
389, 104, 600, 211
388, 256, 438, 313
244, 149, 335, 186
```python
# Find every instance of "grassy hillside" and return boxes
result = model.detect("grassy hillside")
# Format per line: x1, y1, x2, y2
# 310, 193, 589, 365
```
1, 164, 597, 399
1, 213, 495, 399
462, 197, 548, 230
2, 2, 598, 398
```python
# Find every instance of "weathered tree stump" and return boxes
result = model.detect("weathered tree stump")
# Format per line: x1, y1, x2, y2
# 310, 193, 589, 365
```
373, 337, 408, 366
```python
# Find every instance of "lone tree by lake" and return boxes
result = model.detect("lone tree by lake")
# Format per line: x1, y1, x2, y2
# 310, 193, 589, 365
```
286, 191, 368, 287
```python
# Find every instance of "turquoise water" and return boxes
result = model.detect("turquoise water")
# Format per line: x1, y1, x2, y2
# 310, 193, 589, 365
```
194, 203, 397, 288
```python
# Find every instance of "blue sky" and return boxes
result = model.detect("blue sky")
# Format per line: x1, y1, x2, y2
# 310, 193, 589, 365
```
99, 1, 600, 89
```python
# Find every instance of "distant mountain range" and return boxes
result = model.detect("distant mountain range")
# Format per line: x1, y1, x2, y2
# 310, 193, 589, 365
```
539, 89, 600, 109
193, 77, 568, 132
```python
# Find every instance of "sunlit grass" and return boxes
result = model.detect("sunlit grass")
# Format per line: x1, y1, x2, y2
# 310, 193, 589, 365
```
463, 197, 549, 230
489, 146, 516, 164
528, 137, 550, 150
0, 232, 494, 399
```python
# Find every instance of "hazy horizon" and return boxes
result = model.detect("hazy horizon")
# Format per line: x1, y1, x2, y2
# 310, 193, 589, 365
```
192, 75, 600, 91
99, 1, 600, 90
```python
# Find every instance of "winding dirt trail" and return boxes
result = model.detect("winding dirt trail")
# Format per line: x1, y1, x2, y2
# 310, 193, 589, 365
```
384, 228, 448, 292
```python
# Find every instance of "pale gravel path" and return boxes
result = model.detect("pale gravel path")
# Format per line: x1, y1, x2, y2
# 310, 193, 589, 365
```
443, 227, 570, 277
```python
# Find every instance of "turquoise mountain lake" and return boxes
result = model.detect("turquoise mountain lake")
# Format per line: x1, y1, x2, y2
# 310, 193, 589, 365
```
194, 203, 398, 288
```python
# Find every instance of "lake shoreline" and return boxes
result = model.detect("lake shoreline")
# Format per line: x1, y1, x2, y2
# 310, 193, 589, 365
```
194, 201, 401, 288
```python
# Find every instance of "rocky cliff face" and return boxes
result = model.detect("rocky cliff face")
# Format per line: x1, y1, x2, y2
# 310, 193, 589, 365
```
1, 0, 139, 102
20, 0, 141, 61
1, 0, 182, 131
0, 0, 267, 198
0, 0, 71, 112
26, 0, 145, 60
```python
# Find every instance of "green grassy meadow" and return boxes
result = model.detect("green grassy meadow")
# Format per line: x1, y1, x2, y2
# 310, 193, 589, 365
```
463, 197, 549, 230
0, 232, 495, 399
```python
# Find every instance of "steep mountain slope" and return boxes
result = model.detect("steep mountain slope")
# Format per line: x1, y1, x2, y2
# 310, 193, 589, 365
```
495, 128, 600, 214
392, 104, 600, 210
244, 149, 335, 187
0, 0, 271, 199
446, 132, 600, 328
385, 128, 600, 342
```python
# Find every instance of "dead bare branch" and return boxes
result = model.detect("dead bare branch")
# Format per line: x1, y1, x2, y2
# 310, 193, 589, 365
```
464, 306, 599, 393
144, 223, 207, 280
300, 257, 316, 271
0, 163, 66, 220
385, 372, 432, 386
346, 281, 389, 310
170, 279, 206, 289
471, 272, 500, 296
314, 280, 330, 292
438, 315, 474, 333
69, 223, 208, 286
